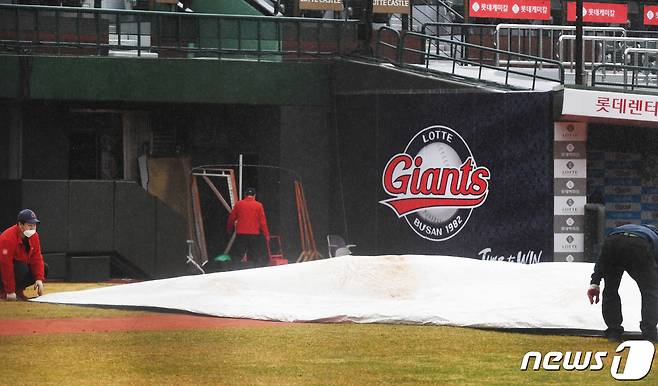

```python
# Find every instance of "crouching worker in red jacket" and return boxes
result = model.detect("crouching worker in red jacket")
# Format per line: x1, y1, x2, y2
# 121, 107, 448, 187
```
0, 209, 48, 301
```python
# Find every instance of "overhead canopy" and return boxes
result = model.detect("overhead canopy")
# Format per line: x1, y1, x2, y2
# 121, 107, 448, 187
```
33, 255, 643, 333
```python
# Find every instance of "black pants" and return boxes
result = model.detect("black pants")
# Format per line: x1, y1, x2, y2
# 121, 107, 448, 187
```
230, 234, 268, 269
599, 234, 658, 339
12, 260, 49, 291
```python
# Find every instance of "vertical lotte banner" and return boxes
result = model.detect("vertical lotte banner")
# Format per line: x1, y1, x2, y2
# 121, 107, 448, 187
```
553, 122, 587, 263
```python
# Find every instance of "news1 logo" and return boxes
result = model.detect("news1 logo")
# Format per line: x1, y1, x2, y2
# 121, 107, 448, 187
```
520, 341, 655, 380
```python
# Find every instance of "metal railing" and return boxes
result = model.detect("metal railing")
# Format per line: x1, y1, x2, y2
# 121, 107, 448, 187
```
375, 26, 564, 90
591, 64, 658, 92
495, 24, 625, 67
0, 4, 358, 60
390, 0, 463, 32
420, 22, 497, 62
627, 30, 658, 39
375, 26, 401, 63
559, 35, 658, 72
624, 48, 658, 68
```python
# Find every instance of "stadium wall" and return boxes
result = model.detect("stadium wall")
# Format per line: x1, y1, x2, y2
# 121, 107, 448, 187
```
0, 56, 558, 274
0, 56, 331, 106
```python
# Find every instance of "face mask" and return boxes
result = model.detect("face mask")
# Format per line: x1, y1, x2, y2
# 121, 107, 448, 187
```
23, 229, 36, 238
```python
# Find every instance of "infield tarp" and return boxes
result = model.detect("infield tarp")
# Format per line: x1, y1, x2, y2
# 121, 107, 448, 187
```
34, 255, 644, 332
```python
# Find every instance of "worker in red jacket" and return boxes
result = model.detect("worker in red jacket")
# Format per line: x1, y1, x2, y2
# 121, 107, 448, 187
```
227, 187, 270, 269
0, 209, 47, 301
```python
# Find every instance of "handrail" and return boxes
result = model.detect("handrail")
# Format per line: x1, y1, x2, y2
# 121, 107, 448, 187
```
496, 24, 626, 33
591, 64, 658, 92
495, 24, 625, 67
382, 29, 564, 90
375, 26, 401, 64
411, 6, 440, 29
420, 23, 497, 61
559, 35, 658, 73
627, 30, 658, 39
624, 48, 658, 68
559, 35, 658, 43
421, 22, 497, 36
0, 4, 358, 60
436, 0, 464, 22
392, 0, 463, 32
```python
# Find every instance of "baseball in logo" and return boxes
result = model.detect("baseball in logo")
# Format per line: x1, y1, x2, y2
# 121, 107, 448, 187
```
380, 125, 491, 241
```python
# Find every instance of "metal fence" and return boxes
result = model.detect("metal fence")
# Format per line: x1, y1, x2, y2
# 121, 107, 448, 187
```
625, 48, 658, 68
420, 22, 497, 63
591, 64, 658, 92
0, 4, 359, 60
390, 0, 463, 32
418, 23, 628, 70
627, 30, 658, 39
559, 35, 658, 72
375, 26, 564, 90
495, 24, 626, 67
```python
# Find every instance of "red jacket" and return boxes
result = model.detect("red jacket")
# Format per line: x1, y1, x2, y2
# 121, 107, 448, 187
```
227, 196, 270, 239
0, 224, 45, 293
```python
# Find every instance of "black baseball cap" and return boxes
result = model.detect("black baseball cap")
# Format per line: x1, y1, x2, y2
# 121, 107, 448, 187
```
245, 187, 256, 196
17, 209, 40, 224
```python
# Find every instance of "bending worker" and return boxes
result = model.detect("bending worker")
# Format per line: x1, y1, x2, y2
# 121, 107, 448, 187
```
587, 223, 658, 342
227, 187, 270, 269
0, 209, 47, 301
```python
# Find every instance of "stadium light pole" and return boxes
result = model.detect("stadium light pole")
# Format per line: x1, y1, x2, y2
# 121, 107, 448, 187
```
575, 0, 584, 85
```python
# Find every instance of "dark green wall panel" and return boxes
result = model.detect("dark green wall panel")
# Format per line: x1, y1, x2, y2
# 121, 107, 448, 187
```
19, 57, 330, 106
0, 56, 20, 99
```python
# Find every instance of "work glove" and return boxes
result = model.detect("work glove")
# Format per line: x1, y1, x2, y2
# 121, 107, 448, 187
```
587, 284, 600, 304
34, 280, 44, 296
5, 293, 17, 301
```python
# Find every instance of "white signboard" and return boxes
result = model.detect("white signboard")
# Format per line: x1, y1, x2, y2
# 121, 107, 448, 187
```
562, 88, 658, 123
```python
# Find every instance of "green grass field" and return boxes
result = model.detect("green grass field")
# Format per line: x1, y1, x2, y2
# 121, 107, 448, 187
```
0, 283, 656, 385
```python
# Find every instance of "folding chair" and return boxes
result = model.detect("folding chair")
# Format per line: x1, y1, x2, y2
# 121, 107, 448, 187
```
326, 234, 356, 258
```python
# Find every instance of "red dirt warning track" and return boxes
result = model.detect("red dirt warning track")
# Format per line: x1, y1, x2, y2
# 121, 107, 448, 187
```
0, 314, 291, 336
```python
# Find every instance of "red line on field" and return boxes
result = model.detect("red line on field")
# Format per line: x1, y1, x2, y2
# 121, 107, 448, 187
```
0, 315, 292, 336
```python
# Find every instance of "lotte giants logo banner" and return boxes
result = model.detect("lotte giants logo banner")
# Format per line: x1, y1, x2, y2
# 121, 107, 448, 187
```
469, 0, 551, 21
567, 2, 628, 24
646, 5, 658, 26
380, 126, 491, 241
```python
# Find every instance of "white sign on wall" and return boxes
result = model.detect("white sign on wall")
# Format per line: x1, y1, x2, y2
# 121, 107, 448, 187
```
562, 88, 658, 123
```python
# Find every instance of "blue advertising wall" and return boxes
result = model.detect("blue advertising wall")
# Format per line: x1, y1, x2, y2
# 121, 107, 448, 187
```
334, 91, 555, 262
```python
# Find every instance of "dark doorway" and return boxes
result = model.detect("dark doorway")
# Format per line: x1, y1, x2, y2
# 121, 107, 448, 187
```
68, 112, 123, 180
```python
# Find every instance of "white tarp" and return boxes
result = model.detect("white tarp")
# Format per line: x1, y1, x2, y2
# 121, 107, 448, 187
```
33, 255, 645, 332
